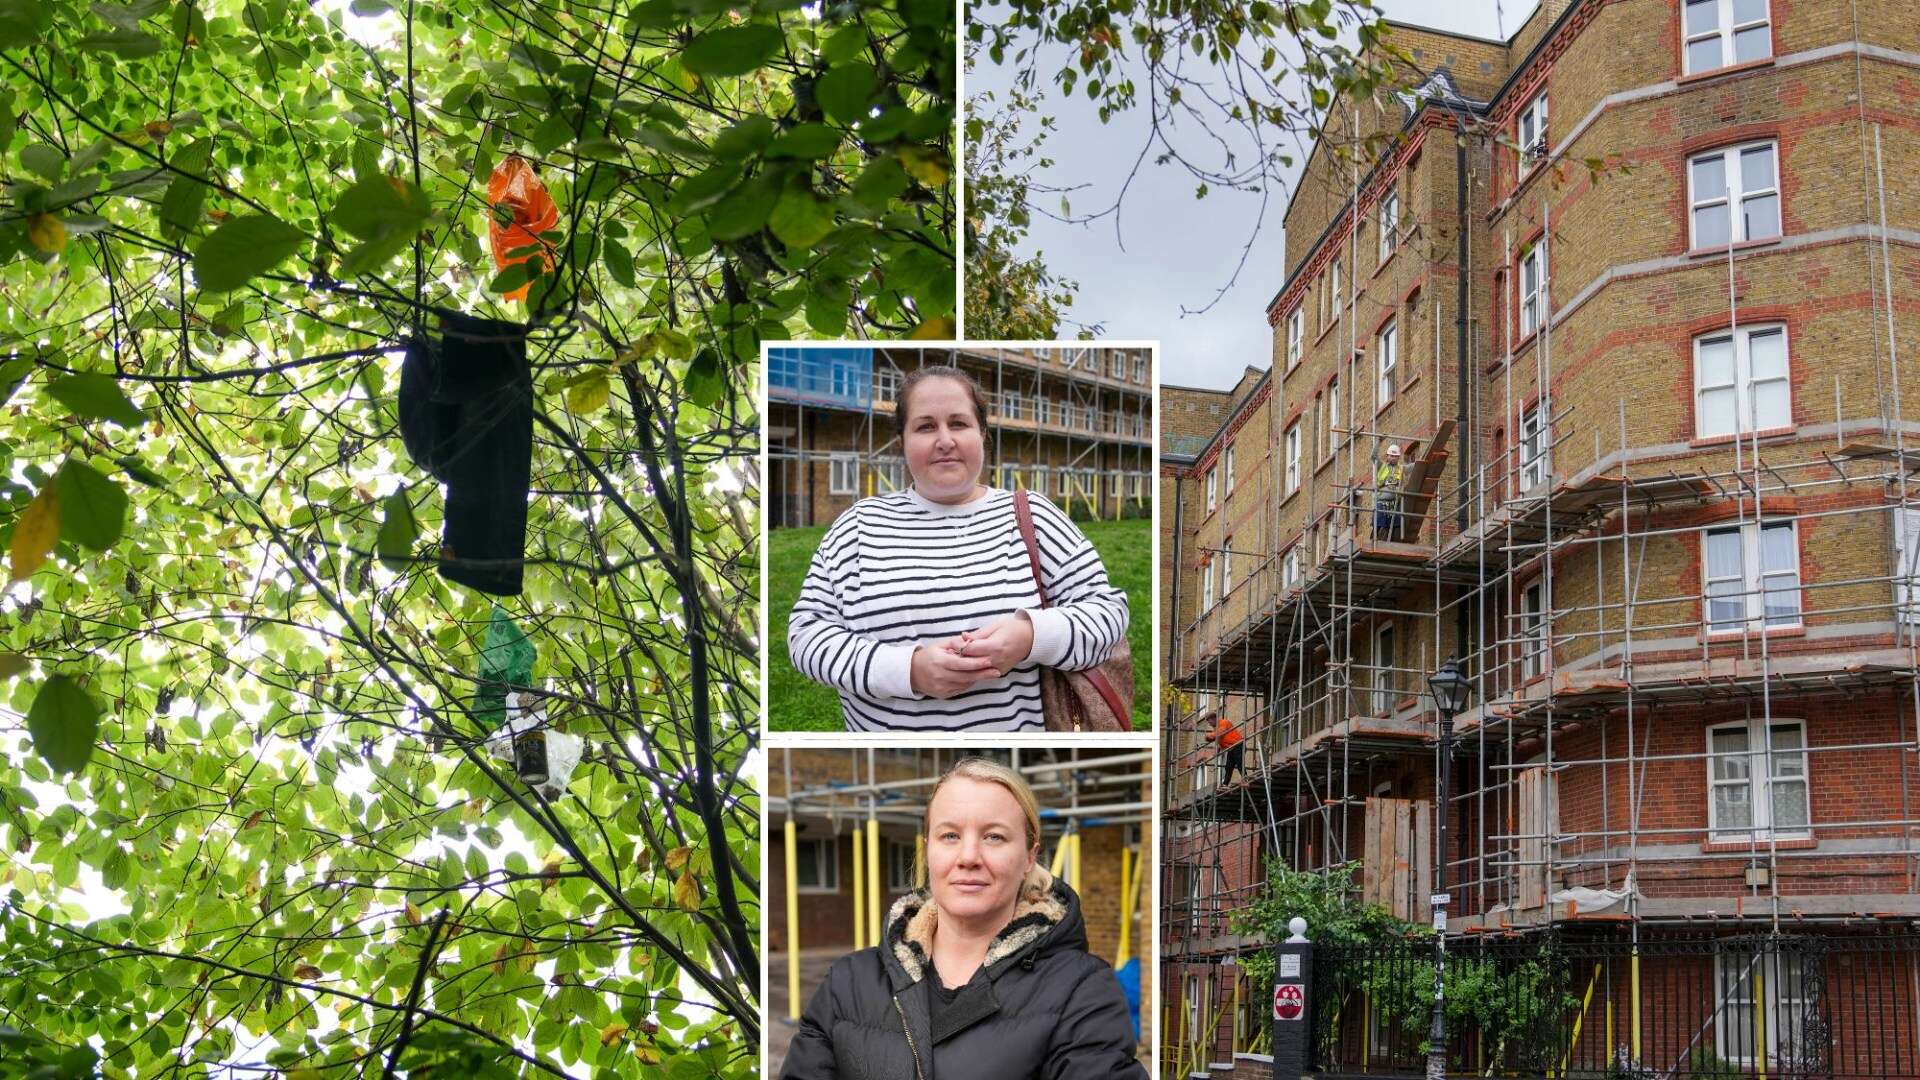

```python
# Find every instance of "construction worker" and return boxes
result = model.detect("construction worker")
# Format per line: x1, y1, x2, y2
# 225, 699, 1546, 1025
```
1204, 712, 1244, 786
1374, 444, 1405, 541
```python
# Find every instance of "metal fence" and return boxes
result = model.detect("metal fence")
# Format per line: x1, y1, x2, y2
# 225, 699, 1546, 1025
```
1307, 933, 1920, 1079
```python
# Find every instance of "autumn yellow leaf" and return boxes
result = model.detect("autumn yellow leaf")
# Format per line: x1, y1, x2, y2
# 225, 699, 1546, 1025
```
27, 214, 67, 254
673, 870, 701, 911
634, 1044, 664, 1065
599, 1022, 628, 1046
664, 846, 693, 872
9, 486, 60, 582
908, 317, 956, 340
292, 964, 324, 981
895, 146, 951, 187
404, 902, 422, 925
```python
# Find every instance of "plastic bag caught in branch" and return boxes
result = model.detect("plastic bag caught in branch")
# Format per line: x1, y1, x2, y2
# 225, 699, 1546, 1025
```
476, 604, 535, 731
487, 156, 558, 303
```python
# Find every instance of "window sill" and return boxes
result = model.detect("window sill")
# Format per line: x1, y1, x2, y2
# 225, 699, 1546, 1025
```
1372, 245, 1400, 279
1703, 836, 1814, 854
1703, 624, 1805, 643
1512, 327, 1542, 355
1677, 56, 1775, 86
1314, 319, 1342, 347
1691, 425, 1797, 449
1687, 235, 1782, 260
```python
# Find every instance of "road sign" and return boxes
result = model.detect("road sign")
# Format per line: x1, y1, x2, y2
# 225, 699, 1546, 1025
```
1274, 982, 1305, 1021
1429, 892, 1451, 907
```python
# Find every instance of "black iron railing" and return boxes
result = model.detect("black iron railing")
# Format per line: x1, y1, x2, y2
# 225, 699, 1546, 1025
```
1306, 933, 1920, 1079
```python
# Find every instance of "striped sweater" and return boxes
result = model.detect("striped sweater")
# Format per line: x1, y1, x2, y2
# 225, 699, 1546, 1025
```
787, 487, 1130, 732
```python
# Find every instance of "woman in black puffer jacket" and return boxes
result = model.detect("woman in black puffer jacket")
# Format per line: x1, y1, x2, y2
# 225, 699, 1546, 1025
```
781, 759, 1148, 1080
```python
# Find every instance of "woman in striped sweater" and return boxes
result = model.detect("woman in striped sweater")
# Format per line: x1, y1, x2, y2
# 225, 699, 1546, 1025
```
787, 366, 1130, 732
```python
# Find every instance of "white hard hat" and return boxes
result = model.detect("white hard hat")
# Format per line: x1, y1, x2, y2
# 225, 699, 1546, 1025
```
1386, 444, 1402, 457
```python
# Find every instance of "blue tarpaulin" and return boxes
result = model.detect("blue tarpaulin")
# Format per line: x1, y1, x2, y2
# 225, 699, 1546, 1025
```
1115, 957, 1141, 1039
767, 346, 873, 410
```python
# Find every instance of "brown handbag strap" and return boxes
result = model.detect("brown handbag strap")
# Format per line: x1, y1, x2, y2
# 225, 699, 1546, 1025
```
1012, 488, 1050, 606
1014, 490, 1131, 729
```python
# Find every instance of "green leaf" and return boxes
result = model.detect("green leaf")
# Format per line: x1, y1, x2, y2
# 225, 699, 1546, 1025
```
351, 136, 383, 183
767, 187, 834, 249
46, 373, 145, 426
815, 64, 878, 125
331, 174, 431, 240
19, 143, 63, 182
54, 459, 129, 551
680, 24, 783, 77
376, 488, 417, 572
27, 674, 100, 776
711, 116, 774, 160
0, 0, 54, 49
765, 123, 842, 160
565, 372, 610, 414
192, 214, 306, 292
683, 350, 724, 409
705, 179, 774, 242
76, 28, 163, 57
668, 164, 742, 216
601, 239, 634, 288
488, 260, 536, 295
158, 143, 213, 236
349, 0, 390, 11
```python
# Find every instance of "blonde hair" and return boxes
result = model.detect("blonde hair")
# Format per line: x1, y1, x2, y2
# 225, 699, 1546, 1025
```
925, 756, 1042, 855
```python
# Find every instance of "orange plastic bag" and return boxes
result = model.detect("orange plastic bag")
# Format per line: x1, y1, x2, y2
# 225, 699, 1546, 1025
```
487, 156, 559, 302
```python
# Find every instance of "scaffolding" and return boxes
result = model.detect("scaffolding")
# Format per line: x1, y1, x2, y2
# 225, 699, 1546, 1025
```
1159, 119, 1920, 1076
765, 345, 1155, 527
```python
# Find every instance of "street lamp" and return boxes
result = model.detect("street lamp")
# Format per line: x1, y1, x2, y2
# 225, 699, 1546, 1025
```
1424, 659, 1473, 1080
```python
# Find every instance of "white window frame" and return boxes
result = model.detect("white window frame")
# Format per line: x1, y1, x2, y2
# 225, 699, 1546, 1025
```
1694, 324, 1790, 439
829, 452, 859, 496
1110, 353, 1125, 378
1704, 520, 1802, 632
1519, 400, 1551, 492
1205, 467, 1218, 514
877, 456, 905, 492
1517, 90, 1549, 172
1520, 578, 1548, 680
1057, 467, 1071, 499
1895, 506, 1920, 624
1707, 717, 1810, 843
1684, 0, 1772, 76
1714, 945, 1809, 1068
1688, 141, 1780, 249
1202, 555, 1216, 611
1283, 545, 1302, 589
1330, 259, 1343, 317
1284, 423, 1302, 494
1225, 445, 1237, 493
874, 367, 901, 404
1220, 536, 1233, 598
1518, 240, 1546, 338
1325, 377, 1340, 462
1377, 190, 1400, 263
1134, 355, 1147, 382
1376, 322, 1398, 410
1286, 309, 1304, 368
795, 836, 840, 893
1372, 623, 1395, 715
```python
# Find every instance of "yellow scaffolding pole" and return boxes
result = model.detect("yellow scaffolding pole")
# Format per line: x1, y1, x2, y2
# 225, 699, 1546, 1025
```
867, 818, 881, 948
1631, 950, 1642, 1061
913, 832, 925, 890
1068, 832, 1082, 893
1555, 962, 1603, 1078
785, 819, 800, 1020
1755, 963, 1768, 1080
851, 829, 865, 951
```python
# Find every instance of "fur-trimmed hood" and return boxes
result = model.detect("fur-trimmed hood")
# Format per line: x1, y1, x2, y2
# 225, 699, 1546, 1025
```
882, 865, 1085, 987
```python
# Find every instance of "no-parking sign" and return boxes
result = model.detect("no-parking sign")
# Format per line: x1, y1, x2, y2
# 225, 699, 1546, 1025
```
1273, 982, 1305, 1021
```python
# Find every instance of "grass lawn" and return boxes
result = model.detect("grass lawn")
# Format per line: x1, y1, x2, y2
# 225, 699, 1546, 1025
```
767, 516, 1154, 732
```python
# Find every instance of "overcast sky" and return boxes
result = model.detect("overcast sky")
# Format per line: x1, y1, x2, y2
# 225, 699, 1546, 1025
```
966, 1, 1529, 390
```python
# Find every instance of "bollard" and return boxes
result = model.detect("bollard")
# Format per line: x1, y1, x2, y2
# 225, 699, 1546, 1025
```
1271, 917, 1313, 1080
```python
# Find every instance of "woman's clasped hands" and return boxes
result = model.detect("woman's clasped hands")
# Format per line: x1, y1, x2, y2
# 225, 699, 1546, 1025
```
909, 614, 1037, 699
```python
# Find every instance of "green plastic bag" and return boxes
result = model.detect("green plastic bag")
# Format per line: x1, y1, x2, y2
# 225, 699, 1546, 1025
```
475, 604, 535, 731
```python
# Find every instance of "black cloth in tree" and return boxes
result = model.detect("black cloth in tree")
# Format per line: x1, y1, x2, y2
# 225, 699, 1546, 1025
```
398, 312, 533, 595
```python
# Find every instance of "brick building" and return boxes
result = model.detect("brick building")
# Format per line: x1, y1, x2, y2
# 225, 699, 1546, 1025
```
765, 344, 1154, 528
768, 747, 1152, 1074
1159, 2, 1920, 1077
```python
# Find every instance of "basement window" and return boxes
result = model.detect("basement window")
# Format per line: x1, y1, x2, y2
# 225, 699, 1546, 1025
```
1714, 944, 1808, 1067
1707, 718, 1809, 842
